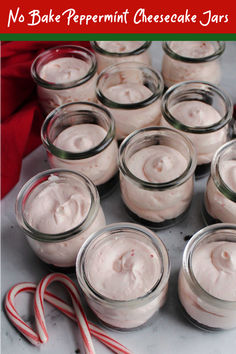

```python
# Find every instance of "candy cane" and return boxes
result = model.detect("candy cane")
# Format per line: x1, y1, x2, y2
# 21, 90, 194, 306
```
34, 273, 95, 353
5, 275, 132, 354
5, 282, 41, 346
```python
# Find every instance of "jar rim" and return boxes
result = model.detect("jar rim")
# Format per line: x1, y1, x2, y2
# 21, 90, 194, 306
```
41, 101, 116, 160
96, 61, 164, 109
118, 126, 197, 190
76, 222, 170, 307
31, 45, 97, 90
161, 80, 233, 134
211, 139, 236, 202
90, 41, 152, 57
182, 223, 236, 309
15, 169, 100, 242
162, 41, 225, 63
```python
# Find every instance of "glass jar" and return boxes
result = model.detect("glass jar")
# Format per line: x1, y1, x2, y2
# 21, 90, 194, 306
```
90, 41, 152, 73
31, 45, 97, 115
15, 169, 106, 271
118, 127, 197, 229
76, 222, 170, 330
96, 62, 164, 141
161, 41, 225, 88
41, 102, 119, 197
160, 81, 233, 178
178, 223, 236, 330
203, 139, 236, 224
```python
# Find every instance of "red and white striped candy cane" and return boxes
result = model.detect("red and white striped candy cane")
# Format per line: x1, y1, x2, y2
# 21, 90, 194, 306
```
5, 275, 132, 354
44, 292, 132, 354
34, 273, 95, 354
5, 282, 41, 346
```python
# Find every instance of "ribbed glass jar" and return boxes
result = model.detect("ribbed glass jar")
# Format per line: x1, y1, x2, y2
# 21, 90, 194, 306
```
161, 41, 225, 88
41, 101, 119, 197
96, 61, 164, 141
160, 80, 233, 178
31, 45, 97, 115
203, 139, 236, 224
178, 223, 236, 330
76, 222, 170, 330
15, 169, 106, 271
118, 127, 197, 229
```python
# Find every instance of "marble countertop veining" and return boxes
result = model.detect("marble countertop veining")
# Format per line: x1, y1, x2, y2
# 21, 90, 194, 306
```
1, 41, 236, 354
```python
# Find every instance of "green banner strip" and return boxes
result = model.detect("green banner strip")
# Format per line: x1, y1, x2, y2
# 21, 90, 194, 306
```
1, 33, 236, 41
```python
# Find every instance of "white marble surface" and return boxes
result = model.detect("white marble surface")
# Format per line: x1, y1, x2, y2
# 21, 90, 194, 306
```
1, 41, 236, 354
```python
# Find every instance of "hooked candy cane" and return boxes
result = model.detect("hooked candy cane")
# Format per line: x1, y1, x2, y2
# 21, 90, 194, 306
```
5, 274, 132, 354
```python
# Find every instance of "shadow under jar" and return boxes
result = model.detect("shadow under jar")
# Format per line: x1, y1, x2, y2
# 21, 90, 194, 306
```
31, 45, 97, 115
161, 41, 225, 88
41, 102, 119, 197
118, 127, 197, 229
76, 222, 170, 330
96, 61, 164, 142
178, 223, 236, 331
90, 41, 152, 73
203, 139, 236, 225
15, 169, 106, 272
160, 81, 233, 178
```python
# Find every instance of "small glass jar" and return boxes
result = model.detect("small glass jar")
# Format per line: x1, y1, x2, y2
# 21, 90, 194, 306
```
203, 139, 236, 224
118, 127, 197, 229
15, 169, 106, 271
161, 81, 233, 178
178, 223, 236, 330
96, 62, 164, 141
76, 222, 170, 330
161, 41, 225, 88
41, 102, 119, 197
90, 41, 152, 73
31, 45, 97, 115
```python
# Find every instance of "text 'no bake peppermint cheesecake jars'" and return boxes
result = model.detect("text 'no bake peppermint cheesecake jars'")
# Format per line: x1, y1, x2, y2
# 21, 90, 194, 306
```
203, 139, 236, 225
41, 102, 119, 197
31, 45, 97, 115
160, 81, 233, 178
178, 223, 236, 331
96, 61, 164, 141
15, 169, 106, 271
118, 127, 197, 229
90, 41, 152, 73
76, 222, 170, 330
161, 41, 225, 88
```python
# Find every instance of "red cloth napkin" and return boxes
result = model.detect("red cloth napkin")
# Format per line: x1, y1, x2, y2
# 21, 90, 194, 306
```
1, 41, 91, 199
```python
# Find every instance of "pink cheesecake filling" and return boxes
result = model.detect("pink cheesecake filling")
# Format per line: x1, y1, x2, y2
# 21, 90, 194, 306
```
53, 124, 107, 152
178, 241, 236, 329
102, 83, 161, 140
161, 100, 227, 165
120, 145, 193, 222
94, 41, 151, 73
37, 57, 97, 114
162, 41, 221, 87
50, 124, 118, 186
104, 83, 152, 104
79, 230, 169, 329
178, 240, 236, 329
169, 41, 216, 58
97, 41, 145, 53
24, 174, 106, 267
205, 160, 236, 223
39, 57, 90, 84
219, 160, 236, 192
192, 241, 236, 301
24, 174, 90, 234
85, 236, 162, 301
